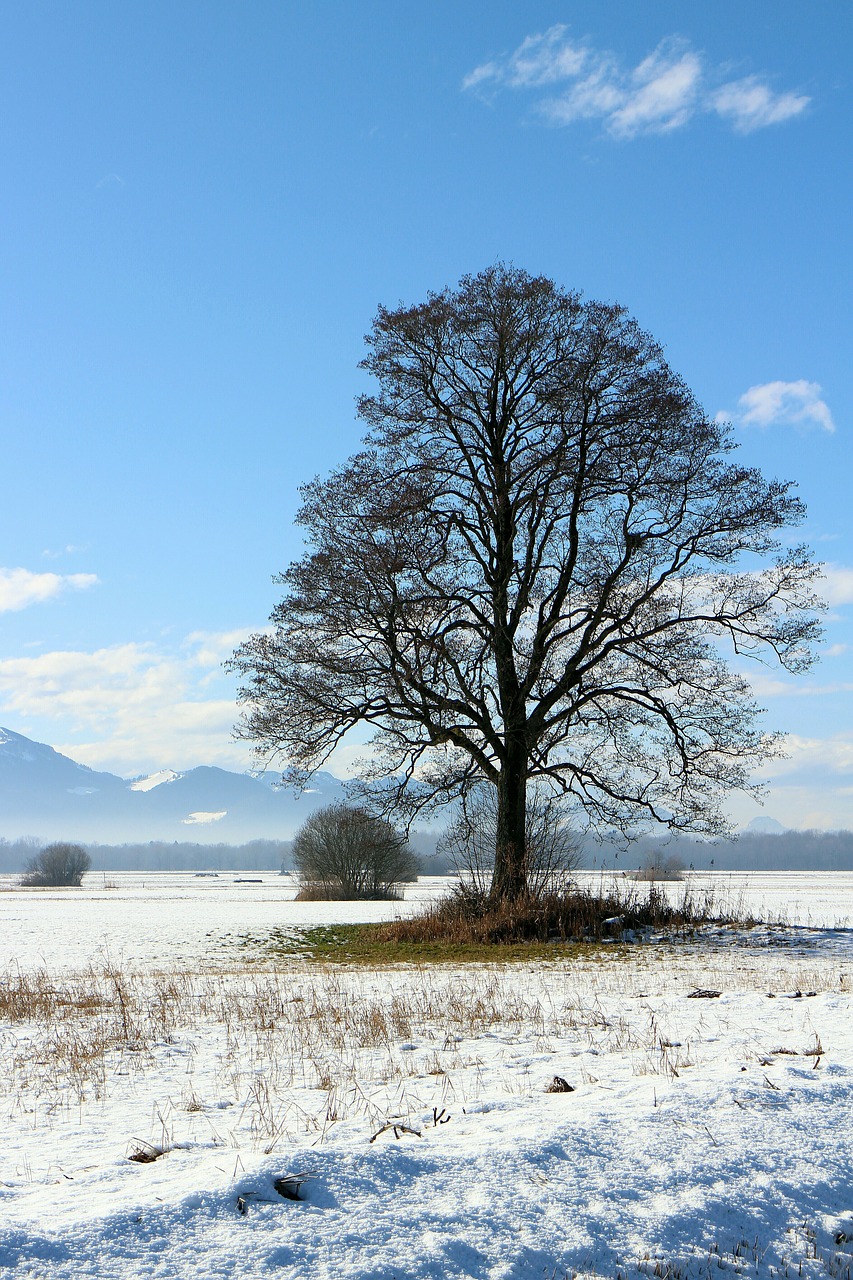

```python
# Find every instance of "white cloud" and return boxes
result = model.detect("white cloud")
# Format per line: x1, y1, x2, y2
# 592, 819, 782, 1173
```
727, 380, 835, 433
184, 627, 268, 670
0, 630, 258, 776
464, 28, 809, 138
41, 545, 85, 560
720, 731, 853, 830
463, 25, 588, 91
820, 565, 853, 607
709, 77, 809, 132
759, 733, 853, 779
0, 568, 98, 613
608, 46, 702, 138
744, 671, 853, 700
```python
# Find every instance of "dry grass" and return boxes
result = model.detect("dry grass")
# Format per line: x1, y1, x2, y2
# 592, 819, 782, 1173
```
377, 880, 754, 948
1, 936, 846, 1161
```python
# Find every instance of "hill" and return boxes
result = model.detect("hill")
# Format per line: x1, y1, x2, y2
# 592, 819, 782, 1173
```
0, 727, 345, 844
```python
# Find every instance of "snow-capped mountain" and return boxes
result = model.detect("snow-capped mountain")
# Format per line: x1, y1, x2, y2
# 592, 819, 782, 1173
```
0, 727, 346, 843
129, 769, 181, 792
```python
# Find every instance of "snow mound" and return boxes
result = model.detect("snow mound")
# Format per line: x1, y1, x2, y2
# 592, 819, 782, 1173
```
182, 810, 227, 825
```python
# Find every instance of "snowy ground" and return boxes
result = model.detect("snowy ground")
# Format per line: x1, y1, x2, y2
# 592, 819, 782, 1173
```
1, 874, 852, 1279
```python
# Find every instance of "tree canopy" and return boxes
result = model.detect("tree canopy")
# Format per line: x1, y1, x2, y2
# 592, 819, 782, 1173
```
232, 265, 822, 900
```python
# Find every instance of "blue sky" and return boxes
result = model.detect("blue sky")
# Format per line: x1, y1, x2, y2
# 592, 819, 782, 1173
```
1, 2, 851, 829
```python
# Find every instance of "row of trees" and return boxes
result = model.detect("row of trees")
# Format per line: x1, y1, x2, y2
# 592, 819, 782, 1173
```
231, 265, 822, 904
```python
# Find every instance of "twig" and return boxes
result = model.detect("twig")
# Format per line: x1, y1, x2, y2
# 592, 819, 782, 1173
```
369, 1121, 422, 1143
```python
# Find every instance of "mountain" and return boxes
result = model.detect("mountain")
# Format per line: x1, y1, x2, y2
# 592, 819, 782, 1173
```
0, 727, 346, 843
743, 816, 787, 834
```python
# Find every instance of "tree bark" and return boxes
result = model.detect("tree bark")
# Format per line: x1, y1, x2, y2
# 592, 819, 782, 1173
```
491, 742, 528, 902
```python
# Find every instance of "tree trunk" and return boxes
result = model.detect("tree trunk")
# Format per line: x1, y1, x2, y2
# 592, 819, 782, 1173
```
490, 747, 528, 902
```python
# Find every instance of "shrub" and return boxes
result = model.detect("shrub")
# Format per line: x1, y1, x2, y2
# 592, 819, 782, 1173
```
635, 850, 686, 882
292, 804, 418, 900
21, 842, 91, 887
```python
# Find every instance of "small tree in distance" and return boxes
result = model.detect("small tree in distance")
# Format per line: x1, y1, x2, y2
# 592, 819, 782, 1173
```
635, 849, 685, 882
292, 804, 418, 900
21, 842, 91, 887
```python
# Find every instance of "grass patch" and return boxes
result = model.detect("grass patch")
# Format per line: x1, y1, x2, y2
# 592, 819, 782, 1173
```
246, 922, 624, 965
242, 880, 755, 965
293, 884, 404, 903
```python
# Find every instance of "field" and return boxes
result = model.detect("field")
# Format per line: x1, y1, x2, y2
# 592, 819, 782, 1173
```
1, 873, 852, 1279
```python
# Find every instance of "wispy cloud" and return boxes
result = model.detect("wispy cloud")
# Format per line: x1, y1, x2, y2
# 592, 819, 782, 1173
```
708, 78, 810, 133
742, 669, 853, 700
41, 545, 86, 561
182, 810, 227, 826
463, 27, 809, 138
723, 380, 835, 433
0, 568, 98, 613
0, 629, 258, 775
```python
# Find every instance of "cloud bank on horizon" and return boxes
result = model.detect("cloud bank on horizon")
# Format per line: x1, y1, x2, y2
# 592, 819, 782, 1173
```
463, 28, 809, 137
0, 630, 253, 777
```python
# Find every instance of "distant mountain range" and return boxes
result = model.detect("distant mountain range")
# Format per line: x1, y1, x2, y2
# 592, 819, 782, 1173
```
0, 727, 346, 843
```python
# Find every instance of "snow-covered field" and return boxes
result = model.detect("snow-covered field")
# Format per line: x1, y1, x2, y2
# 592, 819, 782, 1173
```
1, 873, 852, 1279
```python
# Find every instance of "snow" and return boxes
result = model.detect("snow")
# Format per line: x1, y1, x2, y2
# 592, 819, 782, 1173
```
130, 770, 181, 792
1, 873, 852, 1279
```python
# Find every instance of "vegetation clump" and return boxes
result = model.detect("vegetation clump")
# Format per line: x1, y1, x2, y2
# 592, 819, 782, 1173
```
20, 842, 91, 887
376, 880, 751, 950
292, 803, 418, 901
635, 850, 686, 882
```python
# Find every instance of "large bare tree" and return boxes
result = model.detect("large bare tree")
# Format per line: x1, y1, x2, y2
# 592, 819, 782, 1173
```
231, 266, 822, 901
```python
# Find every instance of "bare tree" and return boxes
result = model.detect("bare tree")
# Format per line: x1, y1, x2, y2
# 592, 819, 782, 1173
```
231, 265, 822, 902
439, 784, 580, 900
635, 849, 686, 882
21, 842, 91, 887
292, 803, 418, 900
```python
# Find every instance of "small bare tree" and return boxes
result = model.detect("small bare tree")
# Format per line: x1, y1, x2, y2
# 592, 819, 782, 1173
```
292, 804, 418, 900
439, 785, 581, 900
21, 842, 91, 887
635, 848, 686, 881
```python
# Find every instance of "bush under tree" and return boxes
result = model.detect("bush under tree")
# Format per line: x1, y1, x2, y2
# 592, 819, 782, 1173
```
292, 804, 418, 900
21, 842, 91, 887
439, 784, 581, 901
